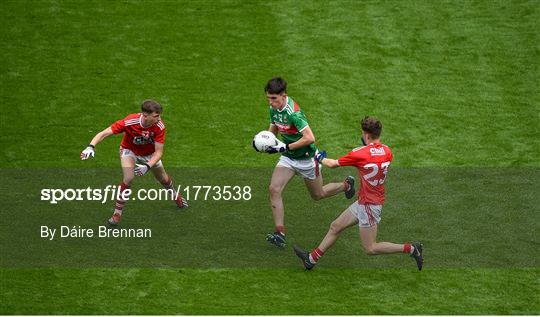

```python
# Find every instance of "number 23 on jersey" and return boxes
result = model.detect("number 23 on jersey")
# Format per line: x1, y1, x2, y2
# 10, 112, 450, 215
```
363, 161, 390, 186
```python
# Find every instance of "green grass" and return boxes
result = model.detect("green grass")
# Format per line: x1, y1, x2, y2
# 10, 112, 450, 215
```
1, 268, 538, 314
0, 0, 539, 314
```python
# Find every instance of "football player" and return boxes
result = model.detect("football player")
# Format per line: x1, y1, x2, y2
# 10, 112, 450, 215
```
80, 99, 188, 225
293, 116, 424, 270
260, 77, 356, 248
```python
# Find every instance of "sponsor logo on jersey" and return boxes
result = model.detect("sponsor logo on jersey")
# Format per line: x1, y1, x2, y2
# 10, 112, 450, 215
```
370, 147, 386, 156
133, 131, 155, 145
275, 122, 298, 134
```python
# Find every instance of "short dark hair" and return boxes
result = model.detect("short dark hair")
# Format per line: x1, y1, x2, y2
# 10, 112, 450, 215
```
141, 99, 162, 114
265, 77, 287, 94
361, 116, 382, 138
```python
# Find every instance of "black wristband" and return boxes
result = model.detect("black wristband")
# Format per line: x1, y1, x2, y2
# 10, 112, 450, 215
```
88, 144, 95, 148
286, 144, 290, 151
143, 163, 152, 169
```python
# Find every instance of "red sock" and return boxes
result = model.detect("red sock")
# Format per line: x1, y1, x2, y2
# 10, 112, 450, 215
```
161, 175, 174, 190
275, 225, 285, 236
403, 243, 412, 254
114, 182, 131, 214
309, 248, 324, 263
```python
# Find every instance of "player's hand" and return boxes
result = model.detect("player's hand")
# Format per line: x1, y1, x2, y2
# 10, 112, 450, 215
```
134, 163, 151, 176
80, 145, 95, 160
315, 150, 327, 163
267, 140, 287, 154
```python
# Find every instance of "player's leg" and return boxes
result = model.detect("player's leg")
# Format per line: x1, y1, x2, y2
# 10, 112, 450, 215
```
356, 204, 403, 255
302, 158, 355, 200
120, 154, 136, 186
304, 174, 346, 201
266, 165, 295, 247
359, 225, 404, 255
357, 204, 424, 270
109, 152, 136, 225
293, 205, 358, 269
150, 163, 188, 209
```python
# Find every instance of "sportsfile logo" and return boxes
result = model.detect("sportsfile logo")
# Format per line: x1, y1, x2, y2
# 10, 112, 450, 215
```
40, 185, 252, 204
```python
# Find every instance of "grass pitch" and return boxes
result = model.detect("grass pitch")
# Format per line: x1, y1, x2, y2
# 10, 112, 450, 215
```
1, 0, 538, 314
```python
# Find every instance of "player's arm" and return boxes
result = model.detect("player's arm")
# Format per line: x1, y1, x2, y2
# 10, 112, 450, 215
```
321, 157, 339, 168
89, 127, 114, 147
146, 142, 163, 168
268, 124, 279, 136
135, 142, 163, 176
80, 127, 114, 160
288, 126, 315, 150
314, 150, 340, 168
267, 125, 315, 154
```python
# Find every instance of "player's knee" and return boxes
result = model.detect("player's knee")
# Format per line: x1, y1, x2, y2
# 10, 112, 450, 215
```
310, 191, 325, 201
269, 183, 285, 197
363, 245, 377, 256
329, 220, 342, 235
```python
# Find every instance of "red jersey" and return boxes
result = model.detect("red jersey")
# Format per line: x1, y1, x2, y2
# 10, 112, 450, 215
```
110, 113, 165, 156
337, 142, 393, 205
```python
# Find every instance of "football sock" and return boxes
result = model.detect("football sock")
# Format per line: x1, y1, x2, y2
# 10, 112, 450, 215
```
114, 182, 131, 215
161, 176, 174, 190
160, 176, 177, 199
309, 248, 324, 264
403, 243, 413, 254
275, 225, 285, 236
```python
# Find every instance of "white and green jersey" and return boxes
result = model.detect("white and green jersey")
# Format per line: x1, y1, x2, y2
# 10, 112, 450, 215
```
269, 96, 317, 159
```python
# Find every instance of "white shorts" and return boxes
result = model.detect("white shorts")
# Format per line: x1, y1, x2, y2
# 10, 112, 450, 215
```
120, 147, 163, 168
276, 155, 321, 180
348, 201, 382, 228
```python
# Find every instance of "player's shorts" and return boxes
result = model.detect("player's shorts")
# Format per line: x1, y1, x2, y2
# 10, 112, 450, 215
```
348, 201, 382, 228
276, 155, 321, 180
119, 147, 163, 168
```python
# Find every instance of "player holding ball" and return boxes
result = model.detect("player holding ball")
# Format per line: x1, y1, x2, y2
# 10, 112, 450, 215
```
259, 77, 356, 248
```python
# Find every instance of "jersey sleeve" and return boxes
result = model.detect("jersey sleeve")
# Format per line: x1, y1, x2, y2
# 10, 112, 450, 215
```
338, 150, 365, 167
290, 111, 309, 132
110, 118, 126, 134
154, 127, 165, 144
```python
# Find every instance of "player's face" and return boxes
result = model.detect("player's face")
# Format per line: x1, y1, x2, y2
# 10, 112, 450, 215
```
142, 111, 161, 126
266, 93, 287, 109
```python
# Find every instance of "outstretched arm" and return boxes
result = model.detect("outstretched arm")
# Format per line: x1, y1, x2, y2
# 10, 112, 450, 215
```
321, 157, 339, 168
89, 127, 114, 147
315, 151, 340, 168
80, 127, 114, 160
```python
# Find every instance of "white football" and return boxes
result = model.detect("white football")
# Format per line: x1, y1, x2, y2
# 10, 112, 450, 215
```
253, 131, 277, 152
